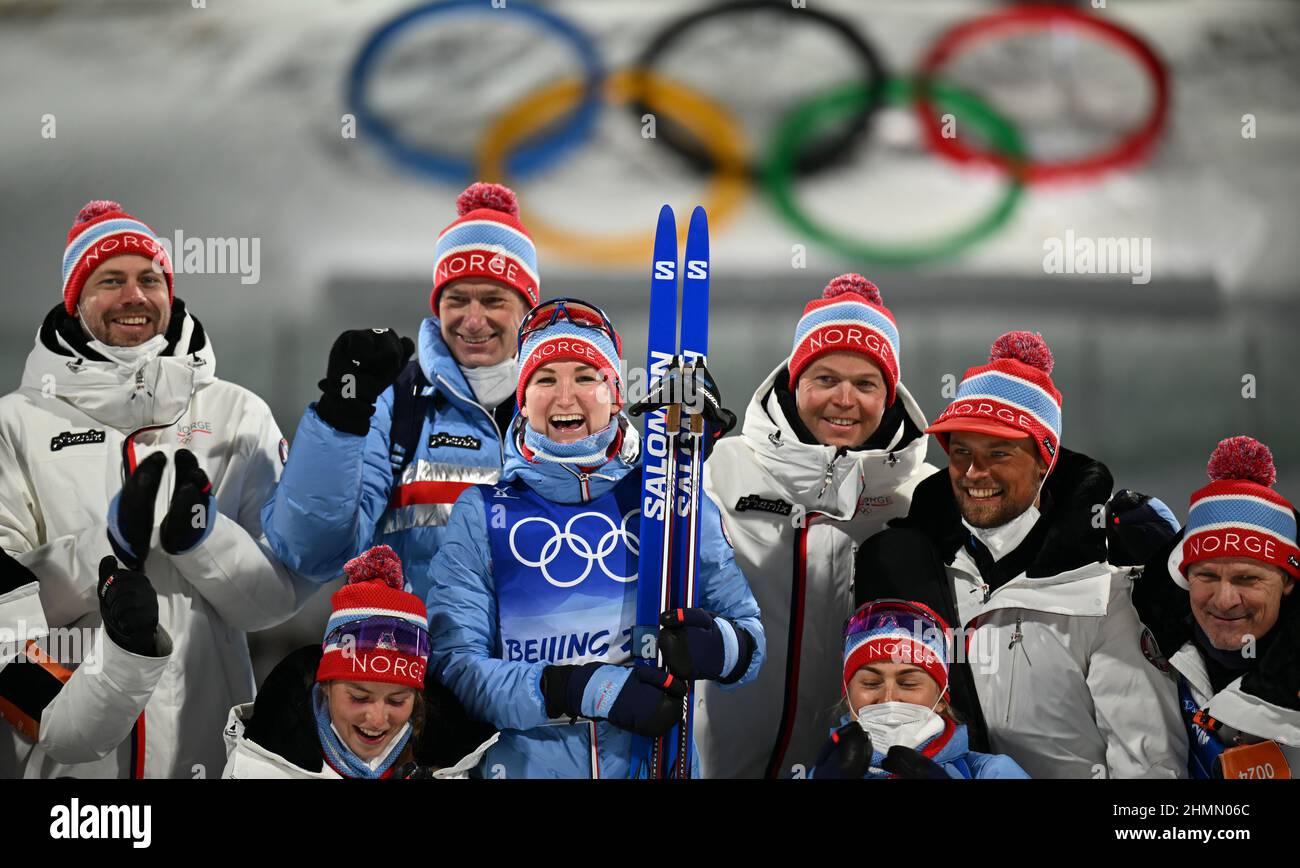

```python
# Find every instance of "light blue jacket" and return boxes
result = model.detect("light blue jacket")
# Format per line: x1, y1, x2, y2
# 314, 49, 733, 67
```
815, 717, 1030, 779
262, 319, 504, 601
426, 421, 766, 778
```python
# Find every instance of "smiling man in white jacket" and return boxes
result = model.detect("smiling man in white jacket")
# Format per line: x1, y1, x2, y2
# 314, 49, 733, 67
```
697, 275, 938, 779
857, 331, 1186, 779
0, 200, 313, 778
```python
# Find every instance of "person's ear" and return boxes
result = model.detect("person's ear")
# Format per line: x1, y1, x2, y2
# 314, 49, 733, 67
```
1281, 574, 1295, 596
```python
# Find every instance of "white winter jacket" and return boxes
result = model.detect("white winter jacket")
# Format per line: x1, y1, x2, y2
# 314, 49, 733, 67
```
696, 361, 937, 778
221, 703, 500, 779
0, 303, 314, 778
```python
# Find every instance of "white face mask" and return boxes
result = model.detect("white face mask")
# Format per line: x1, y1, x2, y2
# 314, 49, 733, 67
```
461, 355, 519, 408
854, 700, 945, 753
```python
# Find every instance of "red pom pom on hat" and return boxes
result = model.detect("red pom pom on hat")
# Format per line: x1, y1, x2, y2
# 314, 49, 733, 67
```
822, 273, 883, 306
989, 331, 1054, 375
1207, 436, 1277, 487
456, 182, 519, 218
75, 200, 124, 226
343, 544, 404, 589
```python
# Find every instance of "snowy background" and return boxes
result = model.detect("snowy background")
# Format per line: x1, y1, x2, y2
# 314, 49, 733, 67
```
2, 0, 1298, 676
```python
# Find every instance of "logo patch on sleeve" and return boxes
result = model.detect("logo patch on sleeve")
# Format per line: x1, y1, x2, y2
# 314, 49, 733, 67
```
49, 430, 106, 451
734, 494, 793, 516
429, 432, 482, 451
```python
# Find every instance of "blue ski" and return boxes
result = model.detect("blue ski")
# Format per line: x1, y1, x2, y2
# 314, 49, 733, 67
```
631, 205, 683, 779
666, 205, 710, 778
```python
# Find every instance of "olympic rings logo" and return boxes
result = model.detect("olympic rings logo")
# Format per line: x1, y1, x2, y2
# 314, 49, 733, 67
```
349, 1, 1170, 266
508, 508, 641, 589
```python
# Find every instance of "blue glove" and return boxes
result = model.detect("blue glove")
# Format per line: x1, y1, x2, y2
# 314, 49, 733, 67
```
542, 663, 685, 738
658, 607, 755, 683
812, 721, 872, 779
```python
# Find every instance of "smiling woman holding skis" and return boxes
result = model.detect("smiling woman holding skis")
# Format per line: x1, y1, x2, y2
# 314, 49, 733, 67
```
425, 298, 764, 778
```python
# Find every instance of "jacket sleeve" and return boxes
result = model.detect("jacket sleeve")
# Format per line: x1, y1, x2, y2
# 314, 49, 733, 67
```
36, 627, 172, 764
167, 396, 317, 632
967, 751, 1032, 779
1087, 571, 1189, 779
0, 422, 110, 627
425, 487, 551, 732
697, 493, 765, 689
260, 387, 398, 581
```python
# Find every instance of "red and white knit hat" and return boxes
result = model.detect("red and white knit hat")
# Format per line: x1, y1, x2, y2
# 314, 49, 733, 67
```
316, 545, 429, 691
788, 274, 901, 406
62, 200, 173, 315
431, 182, 540, 313
927, 331, 1063, 472
1175, 436, 1300, 585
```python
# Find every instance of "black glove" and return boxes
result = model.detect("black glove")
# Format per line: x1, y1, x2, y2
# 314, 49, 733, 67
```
542, 662, 686, 738
1131, 528, 1193, 663
658, 607, 755, 683
880, 745, 951, 779
394, 762, 437, 780
0, 547, 37, 596
107, 451, 166, 570
315, 328, 415, 436
159, 449, 216, 555
812, 721, 872, 779
97, 556, 159, 657
1106, 489, 1180, 567
628, 360, 737, 457
1241, 597, 1300, 711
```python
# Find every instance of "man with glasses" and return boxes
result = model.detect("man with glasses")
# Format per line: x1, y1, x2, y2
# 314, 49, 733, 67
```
264, 182, 541, 606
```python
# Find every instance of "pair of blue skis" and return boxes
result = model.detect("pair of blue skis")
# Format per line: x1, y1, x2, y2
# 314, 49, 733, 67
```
632, 205, 711, 779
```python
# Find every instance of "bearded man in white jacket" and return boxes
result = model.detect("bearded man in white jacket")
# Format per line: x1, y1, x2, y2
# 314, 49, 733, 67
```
857, 331, 1187, 779
0, 200, 312, 778
697, 274, 937, 779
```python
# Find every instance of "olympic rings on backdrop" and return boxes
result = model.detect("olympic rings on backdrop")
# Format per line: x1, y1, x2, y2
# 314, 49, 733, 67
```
631, 0, 888, 180
348, 2, 1172, 264
764, 78, 1027, 267
915, 4, 1170, 184
478, 70, 749, 266
347, 0, 604, 183
509, 510, 640, 589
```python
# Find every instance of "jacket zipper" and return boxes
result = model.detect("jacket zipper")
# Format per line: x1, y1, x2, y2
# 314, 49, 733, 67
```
1004, 616, 1031, 725
815, 448, 847, 499
764, 518, 813, 779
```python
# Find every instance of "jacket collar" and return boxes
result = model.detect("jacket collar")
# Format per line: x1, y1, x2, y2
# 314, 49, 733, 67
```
501, 414, 640, 504
21, 299, 215, 432
418, 316, 492, 413
738, 360, 932, 520
902, 447, 1113, 579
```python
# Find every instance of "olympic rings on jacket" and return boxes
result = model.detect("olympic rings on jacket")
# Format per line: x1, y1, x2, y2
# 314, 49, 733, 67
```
347, 0, 604, 183
509, 509, 640, 589
764, 78, 1027, 267
478, 70, 749, 266
631, 0, 888, 180
915, 4, 1170, 184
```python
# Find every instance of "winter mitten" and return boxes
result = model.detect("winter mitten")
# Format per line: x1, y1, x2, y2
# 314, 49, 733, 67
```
684, 361, 737, 453
812, 721, 872, 779
97, 556, 159, 657
542, 663, 686, 738
1241, 599, 1300, 711
315, 328, 415, 436
1106, 489, 1180, 567
880, 745, 951, 780
658, 607, 755, 683
160, 449, 216, 555
107, 451, 166, 570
